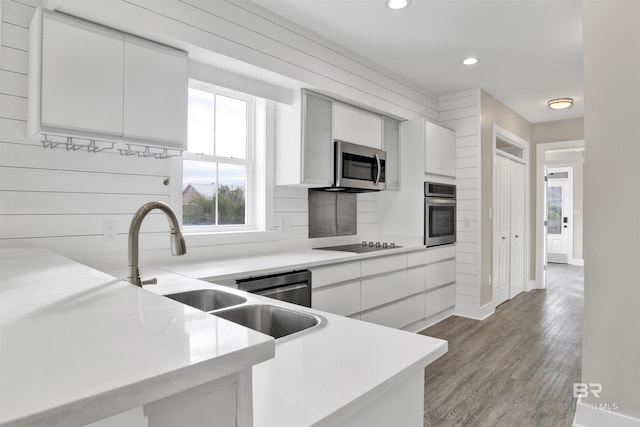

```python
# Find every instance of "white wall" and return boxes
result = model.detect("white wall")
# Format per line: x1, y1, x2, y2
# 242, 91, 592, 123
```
0, 0, 437, 271
577, 0, 640, 423
439, 90, 484, 318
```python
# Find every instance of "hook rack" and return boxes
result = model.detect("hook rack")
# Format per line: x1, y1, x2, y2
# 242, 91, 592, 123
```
41, 135, 181, 159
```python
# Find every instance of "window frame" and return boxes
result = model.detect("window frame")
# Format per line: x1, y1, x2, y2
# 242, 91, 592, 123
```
181, 81, 256, 233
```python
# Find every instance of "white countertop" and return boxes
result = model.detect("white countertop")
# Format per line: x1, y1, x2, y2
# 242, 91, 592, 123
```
145, 268, 448, 427
0, 247, 274, 427
157, 244, 427, 283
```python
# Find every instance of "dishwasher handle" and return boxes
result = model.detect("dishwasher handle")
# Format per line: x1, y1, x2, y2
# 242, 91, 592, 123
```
256, 283, 308, 297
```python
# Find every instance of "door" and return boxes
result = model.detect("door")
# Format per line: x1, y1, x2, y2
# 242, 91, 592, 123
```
546, 168, 572, 263
509, 161, 525, 297
494, 155, 511, 305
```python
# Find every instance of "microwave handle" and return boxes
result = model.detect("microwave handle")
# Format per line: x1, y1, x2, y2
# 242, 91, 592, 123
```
374, 153, 381, 185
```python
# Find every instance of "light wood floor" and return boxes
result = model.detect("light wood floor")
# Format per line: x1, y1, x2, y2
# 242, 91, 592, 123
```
419, 263, 584, 427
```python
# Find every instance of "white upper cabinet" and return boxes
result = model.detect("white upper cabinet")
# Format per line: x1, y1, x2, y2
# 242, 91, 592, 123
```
276, 89, 333, 186
383, 116, 401, 189
28, 9, 187, 150
123, 35, 188, 148
332, 102, 382, 149
425, 121, 456, 177
31, 10, 124, 138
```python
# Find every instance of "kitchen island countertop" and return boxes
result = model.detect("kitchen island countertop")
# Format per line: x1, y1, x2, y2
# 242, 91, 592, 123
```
0, 246, 274, 427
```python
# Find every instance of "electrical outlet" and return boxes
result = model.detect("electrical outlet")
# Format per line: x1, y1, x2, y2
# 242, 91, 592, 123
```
279, 217, 292, 233
103, 220, 117, 241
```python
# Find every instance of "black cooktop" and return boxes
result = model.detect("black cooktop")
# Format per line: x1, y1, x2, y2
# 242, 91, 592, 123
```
315, 243, 402, 254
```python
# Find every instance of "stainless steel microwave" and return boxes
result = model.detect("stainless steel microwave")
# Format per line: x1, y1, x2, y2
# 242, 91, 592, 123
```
333, 140, 386, 192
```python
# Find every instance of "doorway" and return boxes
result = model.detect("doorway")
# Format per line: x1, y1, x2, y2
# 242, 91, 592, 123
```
492, 125, 529, 308
535, 140, 585, 288
546, 166, 574, 264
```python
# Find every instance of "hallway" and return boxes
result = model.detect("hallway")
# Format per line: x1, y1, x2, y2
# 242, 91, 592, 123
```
420, 263, 584, 426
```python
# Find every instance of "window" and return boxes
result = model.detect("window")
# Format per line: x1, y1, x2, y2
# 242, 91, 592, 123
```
182, 83, 254, 230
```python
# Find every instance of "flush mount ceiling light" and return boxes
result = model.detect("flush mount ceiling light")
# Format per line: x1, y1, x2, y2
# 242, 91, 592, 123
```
462, 57, 479, 66
387, 0, 410, 10
548, 98, 574, 110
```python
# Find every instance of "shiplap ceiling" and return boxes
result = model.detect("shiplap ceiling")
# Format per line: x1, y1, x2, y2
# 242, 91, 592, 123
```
249, 0, 583, 124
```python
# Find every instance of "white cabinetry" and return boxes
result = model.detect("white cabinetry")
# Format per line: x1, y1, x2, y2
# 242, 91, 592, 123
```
28, 9, 187, 149
425, 121, 456, 177
332, 102, 382, 149
276, 89, 333, 186
123, 36, 187, 148
30, 10, 124, 138
310, 247, 456, 331
383, 116, 401, 189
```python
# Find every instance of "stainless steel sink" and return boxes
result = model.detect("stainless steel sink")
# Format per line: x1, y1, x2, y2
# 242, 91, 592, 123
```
166, 289, 247, 312
213, 304, 324, 340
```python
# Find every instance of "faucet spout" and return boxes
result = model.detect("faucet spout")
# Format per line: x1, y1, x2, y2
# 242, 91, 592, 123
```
127, 201, 186, 286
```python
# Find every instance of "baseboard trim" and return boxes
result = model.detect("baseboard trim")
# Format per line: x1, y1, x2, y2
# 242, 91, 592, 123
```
573, 400, 640, 427
527, 279, 538, 291
454, 303, 494, 321
570, 258, 585, 266
404, 308, 454, 333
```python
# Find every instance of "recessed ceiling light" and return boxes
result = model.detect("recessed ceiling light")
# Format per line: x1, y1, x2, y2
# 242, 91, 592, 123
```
387, 0, 410, 10
548, 98, 574, 110
462, 57, 479, 66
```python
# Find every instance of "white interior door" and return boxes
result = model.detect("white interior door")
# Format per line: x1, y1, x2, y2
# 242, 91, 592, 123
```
546, 168, 573, 263
494, 155, 511, 305
509, 161, 525, 297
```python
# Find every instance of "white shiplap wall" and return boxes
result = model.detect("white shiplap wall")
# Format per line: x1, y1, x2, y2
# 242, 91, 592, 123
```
0, 0, 177, 266
1, 1, 429, 271
439, 89, 483, 318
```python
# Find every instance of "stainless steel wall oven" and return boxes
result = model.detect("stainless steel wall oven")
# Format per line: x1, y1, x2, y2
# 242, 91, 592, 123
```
424, 182, 456, 247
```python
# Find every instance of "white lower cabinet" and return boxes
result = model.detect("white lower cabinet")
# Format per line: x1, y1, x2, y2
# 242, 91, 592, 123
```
310, 247, 456, 330
361, 270, 407, 311
425, 284, 456, 318
312, 280, 360, 317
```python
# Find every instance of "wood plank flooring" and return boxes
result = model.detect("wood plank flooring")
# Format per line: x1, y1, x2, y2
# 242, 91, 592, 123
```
419, 263, 583, 427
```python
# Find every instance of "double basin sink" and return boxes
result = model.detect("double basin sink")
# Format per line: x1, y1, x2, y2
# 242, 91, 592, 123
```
166, 289, 324, 341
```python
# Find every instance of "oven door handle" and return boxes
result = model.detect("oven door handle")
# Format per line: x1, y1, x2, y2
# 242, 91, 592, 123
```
374, 153, 381, 185
256, 283, 308, 297
426, 198, 456, 204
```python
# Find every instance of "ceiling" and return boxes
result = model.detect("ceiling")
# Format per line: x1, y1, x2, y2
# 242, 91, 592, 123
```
249, 0, 583, 124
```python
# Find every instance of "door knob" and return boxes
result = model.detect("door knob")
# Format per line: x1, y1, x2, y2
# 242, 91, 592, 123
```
515, 235, 519, 238
502, 236, 506, 240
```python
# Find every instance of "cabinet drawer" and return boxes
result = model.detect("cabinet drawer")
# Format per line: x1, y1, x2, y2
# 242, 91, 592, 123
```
407, 250, 428, 267
407, 266, 426, 295
385, 254, 408, 272
312, 280, 360, 317
425, 284, 456, 318
361, 253, 408, 278
425, 245, 456, 263
361, 299, 407, 329
311, 262, 360, 288
426, 259, 456, 290
361, 270, 407, 310
361, 257, 386, 277
406, 294, 426, 327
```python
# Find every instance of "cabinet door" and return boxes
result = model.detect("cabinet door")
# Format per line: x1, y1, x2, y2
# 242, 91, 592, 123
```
303, 91, 333, 184
123, 36, 188, 149
361, 270, 407, 311
40, 12, 124, 136
425, 121, 456, 177
332, 102, 361, 144
358, 108, 382, 149
312, 280, 360, 317
383, 117, 400, 189
441, 126, 456, 177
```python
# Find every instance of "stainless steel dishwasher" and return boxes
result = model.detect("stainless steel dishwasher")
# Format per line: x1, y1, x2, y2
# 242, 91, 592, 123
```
236, 270, 311, 307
